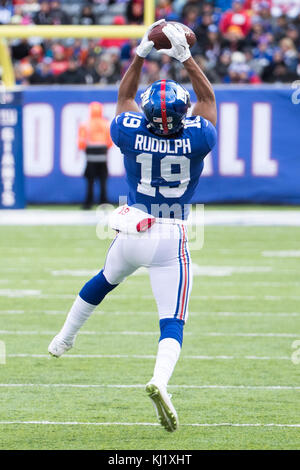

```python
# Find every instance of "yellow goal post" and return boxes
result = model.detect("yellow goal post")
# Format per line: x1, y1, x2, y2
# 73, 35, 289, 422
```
0, 0, 155, 87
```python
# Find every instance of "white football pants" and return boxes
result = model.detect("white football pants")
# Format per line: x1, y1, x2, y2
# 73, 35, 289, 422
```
103, 222, 192, 323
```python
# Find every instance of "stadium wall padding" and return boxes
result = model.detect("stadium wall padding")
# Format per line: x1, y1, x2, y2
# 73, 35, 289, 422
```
23, 85, 300, 205
0, 91, 25, 209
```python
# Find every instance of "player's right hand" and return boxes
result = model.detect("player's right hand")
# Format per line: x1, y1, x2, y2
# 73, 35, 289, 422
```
158, 23, 191, 63
136, 19, 165, 58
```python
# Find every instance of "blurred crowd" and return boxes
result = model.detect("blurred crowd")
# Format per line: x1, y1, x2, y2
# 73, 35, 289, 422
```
1, 0, 300, 85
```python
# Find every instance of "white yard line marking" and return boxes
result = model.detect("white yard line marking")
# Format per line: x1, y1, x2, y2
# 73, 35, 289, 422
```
3, 280, 300, 287
0, 383, 299, 390
0, 293, 75, 299
0, 310, 68, 315
184, 423, 300, 428
1, 309, 299, 318
0, 330, 172, 337
200, 332, 299, 338
131, 265, 274, 277
0, 310, 25, 314
191, 265, 272, 277
4, 280, 84, 284
91, 310, 300, 317
51, 270, 97, 277
185, 355, 291, 360
191, 295, 300, 301
262, 251, 300, 257
0, 289, 41, 297
198, 312, 300, 317
170, 385, 300, 390
0, 420, 156, 426
199, 282, 300, 287
7, 354, 291, 360
1, 209, 300, 226
39, 294, 75, 299
0, 268, 30, 272
1, 291, 299, 301
0, 420, 299, 428
50, 266, 273, 278
7, 310, 114, 315
99, 311, 300, 317
0, 330, 293, 338
141, 295, 300, 301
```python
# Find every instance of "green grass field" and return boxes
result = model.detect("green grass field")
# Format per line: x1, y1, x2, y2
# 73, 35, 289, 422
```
0, 221, 300, 449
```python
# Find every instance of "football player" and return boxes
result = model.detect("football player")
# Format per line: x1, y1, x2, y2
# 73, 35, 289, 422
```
48, 21, 217, 432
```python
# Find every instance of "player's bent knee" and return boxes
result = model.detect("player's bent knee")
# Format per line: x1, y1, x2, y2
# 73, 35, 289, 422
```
102, 267, 127, 286
79, 269, 118, 306
159, 318, 185, 347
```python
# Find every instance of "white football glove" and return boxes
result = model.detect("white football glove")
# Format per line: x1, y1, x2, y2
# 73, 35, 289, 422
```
136, 19, 166, 58
158, 23, 191, 63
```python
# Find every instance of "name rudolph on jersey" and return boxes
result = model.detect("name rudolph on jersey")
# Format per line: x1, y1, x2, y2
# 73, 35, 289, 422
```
134, 134, 192, 155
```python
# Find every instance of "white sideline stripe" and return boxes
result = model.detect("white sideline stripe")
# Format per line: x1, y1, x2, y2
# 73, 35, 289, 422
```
0, 420, 299, 428
0, 330, 294, 338
7, 354, 291, 360
0, 383, 299, 390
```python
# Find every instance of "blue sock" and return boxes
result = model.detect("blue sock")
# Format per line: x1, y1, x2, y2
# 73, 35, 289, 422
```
159, 318, 184, 347
79, 270, 118, 306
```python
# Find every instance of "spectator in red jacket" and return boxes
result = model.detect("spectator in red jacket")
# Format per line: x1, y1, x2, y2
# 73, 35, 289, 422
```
220, 0, 252, 38
50, 44, 68, 76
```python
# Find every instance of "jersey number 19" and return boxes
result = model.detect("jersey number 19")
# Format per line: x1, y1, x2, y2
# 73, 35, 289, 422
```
136, 152, 190, 198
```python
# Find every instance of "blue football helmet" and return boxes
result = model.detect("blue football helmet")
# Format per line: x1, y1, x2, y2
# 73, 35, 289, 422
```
141, 80, 191, 136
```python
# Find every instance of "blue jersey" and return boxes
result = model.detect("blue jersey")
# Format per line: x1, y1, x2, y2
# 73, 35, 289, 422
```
110, 111, 217, 220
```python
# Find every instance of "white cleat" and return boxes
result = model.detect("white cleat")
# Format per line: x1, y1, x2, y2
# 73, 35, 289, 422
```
146, 381, 179, 432
48, 335, 75, 358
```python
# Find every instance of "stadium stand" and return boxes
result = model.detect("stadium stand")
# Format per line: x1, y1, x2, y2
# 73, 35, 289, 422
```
2, 0, 300, 85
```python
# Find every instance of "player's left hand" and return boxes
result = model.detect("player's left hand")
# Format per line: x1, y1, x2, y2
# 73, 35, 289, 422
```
136, 19, 166, 58
158, 23, 191, 63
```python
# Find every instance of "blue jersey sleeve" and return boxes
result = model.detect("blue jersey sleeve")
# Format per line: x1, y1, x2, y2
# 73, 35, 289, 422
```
110, 112, 144, 150
202, 118, 217, 151
110, 115, 121, 147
